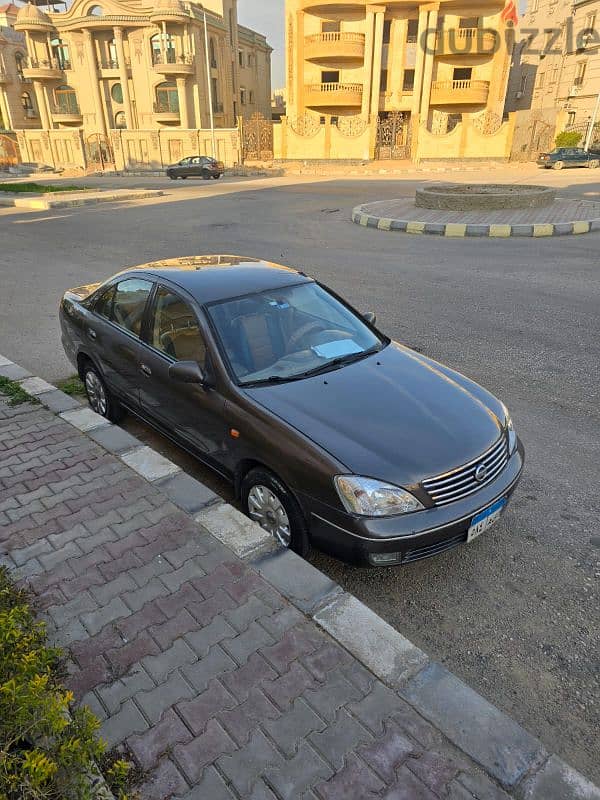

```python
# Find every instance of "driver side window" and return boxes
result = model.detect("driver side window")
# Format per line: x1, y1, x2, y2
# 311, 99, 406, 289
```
150, 287, 206, 365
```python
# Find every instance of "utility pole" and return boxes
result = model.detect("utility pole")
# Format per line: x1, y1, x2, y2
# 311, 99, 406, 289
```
203, 6, 217, 158
584, 90, 600, 151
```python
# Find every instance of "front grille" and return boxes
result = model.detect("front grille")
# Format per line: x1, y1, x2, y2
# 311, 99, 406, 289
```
422, 435, 508, 506
402, 532, 466, 563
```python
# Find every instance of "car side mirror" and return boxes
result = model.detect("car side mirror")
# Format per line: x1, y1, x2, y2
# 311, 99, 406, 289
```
168, 360, 205, 384
363, 311, 377, 325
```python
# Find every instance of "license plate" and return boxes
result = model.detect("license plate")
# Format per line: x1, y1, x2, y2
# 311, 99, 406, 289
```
467, 498, 506, 543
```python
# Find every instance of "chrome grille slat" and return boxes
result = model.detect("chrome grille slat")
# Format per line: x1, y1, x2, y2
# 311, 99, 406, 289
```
422, 436, 509, 506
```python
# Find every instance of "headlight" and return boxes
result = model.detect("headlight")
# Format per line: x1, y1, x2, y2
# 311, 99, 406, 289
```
334, 476, 424, 517
502, 404, 518, 454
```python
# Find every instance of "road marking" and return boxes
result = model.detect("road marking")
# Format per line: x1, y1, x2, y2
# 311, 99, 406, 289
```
13, 214, 74, 224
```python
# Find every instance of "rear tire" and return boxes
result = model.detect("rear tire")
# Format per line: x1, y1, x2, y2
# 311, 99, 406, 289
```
180, 175, 187, 180
212, 174, 221, 180
202, 170, 211, 180
588, 159, 599, 169
553, 161, 564, 170
168, 173, 177, 180
82, 362, 125, 423
241, 467, 311, 557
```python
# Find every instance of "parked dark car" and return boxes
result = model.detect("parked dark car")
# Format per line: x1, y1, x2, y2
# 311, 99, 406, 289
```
537, 147, 600, 169
166, 155, 224, 180
60, 256, 524, 567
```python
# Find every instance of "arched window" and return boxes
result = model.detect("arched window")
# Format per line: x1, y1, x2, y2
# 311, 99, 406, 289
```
155, 81, 178, 113
21, 91, 34, 111
111, 83, 123, 103
150, 33, 176, 65
51, 38, 70, 70
114, 111, 127, 129
209, 37, 217, 68
107, 38, 118, 68
15, 52, 25, 80
55, 84, 79, 114
88, 4, 103, 15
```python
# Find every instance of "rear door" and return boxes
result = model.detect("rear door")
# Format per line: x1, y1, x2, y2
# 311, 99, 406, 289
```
138, 284, 230, 465
86, 277, 154, 408
189, 156, 203, 176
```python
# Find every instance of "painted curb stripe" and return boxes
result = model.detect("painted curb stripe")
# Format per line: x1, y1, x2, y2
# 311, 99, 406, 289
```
487, 224, 512, 238
572, 221, 590, 234
532, 224, 554, 237
444, 223, 467, 237
406, 221, 425, 234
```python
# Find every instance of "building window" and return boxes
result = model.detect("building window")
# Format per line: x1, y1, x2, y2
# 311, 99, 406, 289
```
383, 20, 392, 44
238, 50, 244, 67
51, 38, 70, 70
567, 111, 576, 126
88, 5, 103, 15
55, 85, 79, 113
107, 39, 118, 68
380, 68, 388, 91
240, 87, 246, 104
21, 91, 36, 117
247, 52, 255, 67
551, 66, 559, 83
453, 67, 472, 81
114, 110, 126, 129
249, 89, 254, 104
519, 74, 528, 93
402, 69, 415, 91
209, 37, 217, 68
151, 33, 176, 65
322, 20, 340, 33
211, 77, 222, 112
459, 17, 479, 29
574, 61, 586, 85
537, 72, 545, 88
321, 70, 339, 83
15, 52, 25, 80
406, 20, 419, 43
155, 81, 179, 112
111, 83, 123, 103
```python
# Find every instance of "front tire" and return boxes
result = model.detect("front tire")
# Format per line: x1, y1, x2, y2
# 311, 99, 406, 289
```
202, 170, 211, 180
553, 160, 564, 170
588, 159, 599, 169
241, 468, 310, 557
212, 174, 221, 180
168, 173, 177, 180
83, 363, 125, 423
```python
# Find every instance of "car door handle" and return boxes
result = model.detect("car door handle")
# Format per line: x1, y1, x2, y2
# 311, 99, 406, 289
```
87, 328, 97, 340
140, 364, 152, 377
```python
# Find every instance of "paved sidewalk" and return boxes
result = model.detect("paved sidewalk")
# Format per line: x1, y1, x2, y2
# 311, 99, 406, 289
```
0, 382, 597, 799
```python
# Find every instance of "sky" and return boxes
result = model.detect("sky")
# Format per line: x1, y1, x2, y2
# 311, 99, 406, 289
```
237, 0, 285, 89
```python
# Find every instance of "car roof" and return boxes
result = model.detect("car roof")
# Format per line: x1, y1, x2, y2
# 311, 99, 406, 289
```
117, 255, 312, 304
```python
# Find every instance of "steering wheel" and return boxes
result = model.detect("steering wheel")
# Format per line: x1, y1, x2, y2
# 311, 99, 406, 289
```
287, 322, 323, 351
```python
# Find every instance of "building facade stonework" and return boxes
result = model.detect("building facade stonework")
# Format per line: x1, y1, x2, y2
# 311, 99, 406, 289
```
277, 0, 516, 161
506, 0, 600, 159
4, 0, 271, 169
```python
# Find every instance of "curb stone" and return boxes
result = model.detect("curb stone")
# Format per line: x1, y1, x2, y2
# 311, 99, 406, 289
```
2, 353, 599, 799
351, 205, 600, 238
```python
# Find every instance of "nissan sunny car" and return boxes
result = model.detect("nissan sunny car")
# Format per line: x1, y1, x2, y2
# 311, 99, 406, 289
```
60, 256, 524, 566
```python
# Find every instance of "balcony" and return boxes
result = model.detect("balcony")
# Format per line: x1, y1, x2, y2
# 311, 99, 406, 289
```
300, 0, 366, 12
436, 28, 498, 58
152, 52, 195, 76
99, 57, 131, 74
23, 58, 69, 81
153, 100, 180, 124
430, 79, 489, 105
305, 32, 365, 65
304, 82, 363, 109
51, 106, 83, 124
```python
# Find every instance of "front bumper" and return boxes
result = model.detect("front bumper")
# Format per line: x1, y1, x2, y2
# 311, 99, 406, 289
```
304, 439, 524, 566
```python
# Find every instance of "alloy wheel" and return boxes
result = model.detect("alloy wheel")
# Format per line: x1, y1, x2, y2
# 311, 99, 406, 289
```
247, 485, 291, 547
85, 371, 107, 417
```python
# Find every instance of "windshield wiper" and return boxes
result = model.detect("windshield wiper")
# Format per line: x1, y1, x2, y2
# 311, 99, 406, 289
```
294, 345, 381, 379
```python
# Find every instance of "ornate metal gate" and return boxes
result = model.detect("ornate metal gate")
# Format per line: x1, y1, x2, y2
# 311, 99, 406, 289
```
375, 112, 411, 160
84, 133, 115, 171
242, 112, 273, 161
0, 134, 20, 171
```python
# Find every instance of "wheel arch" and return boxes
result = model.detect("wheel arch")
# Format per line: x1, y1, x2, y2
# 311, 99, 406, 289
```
234, 458, 310, 526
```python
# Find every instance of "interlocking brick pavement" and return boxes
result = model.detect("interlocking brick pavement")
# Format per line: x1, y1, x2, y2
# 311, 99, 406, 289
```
0, 397, 581, 799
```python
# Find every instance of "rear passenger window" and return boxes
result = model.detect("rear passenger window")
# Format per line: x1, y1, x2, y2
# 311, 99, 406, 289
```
94, 285, 116, 319
111, 279, 153, 338
150, 287, 206, 364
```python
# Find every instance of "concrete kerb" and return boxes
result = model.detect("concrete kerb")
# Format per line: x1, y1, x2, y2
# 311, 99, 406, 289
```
351, 205, 600, 238
3, 353, 599, 800
0, 189, 164, 210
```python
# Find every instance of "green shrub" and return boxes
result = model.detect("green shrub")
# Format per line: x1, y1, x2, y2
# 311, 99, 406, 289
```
56, 375, 86, 397
0, 568, 133, 799
555, 130, 583, 147
0, 377, 38, 407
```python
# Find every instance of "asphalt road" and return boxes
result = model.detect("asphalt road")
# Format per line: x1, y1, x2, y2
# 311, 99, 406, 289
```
1, 168, 599, 783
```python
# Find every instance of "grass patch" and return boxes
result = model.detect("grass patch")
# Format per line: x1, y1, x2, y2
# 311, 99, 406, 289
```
56, 374, 86, 397
0, 566, 135, 798
0, 182, 86, 194
0, 376, 38, 407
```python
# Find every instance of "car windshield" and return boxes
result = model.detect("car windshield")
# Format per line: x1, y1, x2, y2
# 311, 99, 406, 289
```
207, 282, 385, 385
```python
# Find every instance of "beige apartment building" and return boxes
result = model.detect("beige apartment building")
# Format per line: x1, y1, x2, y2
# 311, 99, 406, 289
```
278, 0, 516, 161
4, 0, 271, 170
506, 0, 600, 158
1, 3, 43, 132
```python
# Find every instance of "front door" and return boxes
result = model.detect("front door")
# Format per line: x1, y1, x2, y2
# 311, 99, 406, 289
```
87, 277, 154, 407
139, 285, 229, 465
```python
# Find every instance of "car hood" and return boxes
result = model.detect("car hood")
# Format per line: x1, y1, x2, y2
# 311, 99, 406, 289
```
244, 342, 506, 487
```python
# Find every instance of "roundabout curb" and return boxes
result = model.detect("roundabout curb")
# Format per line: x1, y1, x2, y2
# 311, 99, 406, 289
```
351, 206, 600, 237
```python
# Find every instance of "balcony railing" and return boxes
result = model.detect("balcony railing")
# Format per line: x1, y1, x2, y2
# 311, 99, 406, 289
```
305, 31, 366, 64
154, 99, 180, 114
28, 57, 71, 71
436, 28, 498, 57
430, 79, 490, 104
152, 52, 193, 66
100, 57, 131, 69
304, 82, 363, 107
